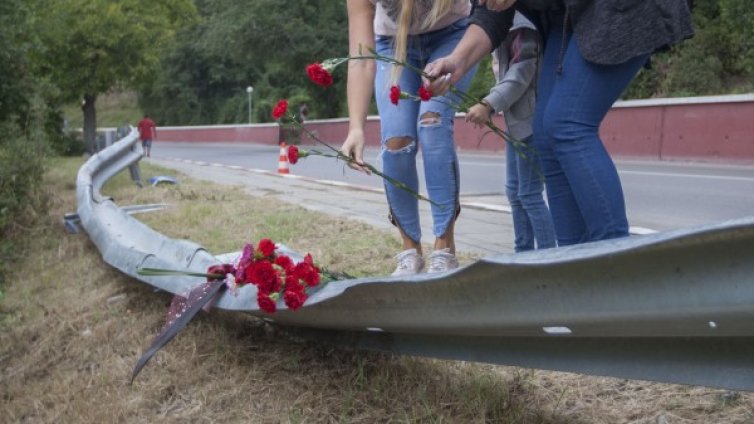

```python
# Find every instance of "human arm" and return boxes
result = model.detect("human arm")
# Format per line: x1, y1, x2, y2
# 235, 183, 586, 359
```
483, 28, 539, 113
465, 101, 494, 128
423, 7, 514, 94
340, 0, 376, 173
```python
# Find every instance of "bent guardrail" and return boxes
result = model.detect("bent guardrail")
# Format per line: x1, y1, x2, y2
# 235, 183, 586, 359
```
77, 130, 754, 391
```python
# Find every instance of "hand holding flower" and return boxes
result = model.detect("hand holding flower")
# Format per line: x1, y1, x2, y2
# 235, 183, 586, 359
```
422, 59, 457, 96
303, 48, 537, 177
340, 129, 371, 175
466, 102, 493, 128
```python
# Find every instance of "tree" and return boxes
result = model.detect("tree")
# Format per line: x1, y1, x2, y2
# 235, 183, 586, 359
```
141, 0, 350, 125
34, 0, 197, 152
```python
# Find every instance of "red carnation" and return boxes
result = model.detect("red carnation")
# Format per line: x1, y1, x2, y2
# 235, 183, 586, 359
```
418, 85, 433, 101
257, 293, 277, 313
390, 85, 401, 105
306, 63, 334, 87
284, 289, 307, 311
272, 99, 288, 120
294, 261, 320, 287
275, 254, 294, 272
285, 272, 299, 287
288, 145, 300, 164
247, 260, 280, 294
304, 253, 321, 275
257, 238, 276, 257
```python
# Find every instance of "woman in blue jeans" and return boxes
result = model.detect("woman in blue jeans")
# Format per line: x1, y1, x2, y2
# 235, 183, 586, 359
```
423, 0, 694, 245
341, 0, 477, 275
466, 12, 556, 252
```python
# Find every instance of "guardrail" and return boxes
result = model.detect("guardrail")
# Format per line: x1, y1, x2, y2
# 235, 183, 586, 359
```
77, 129, 754, 391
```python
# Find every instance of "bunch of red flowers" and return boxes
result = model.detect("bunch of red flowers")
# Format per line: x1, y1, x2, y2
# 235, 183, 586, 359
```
306, 56, 434, 106
215, 238, 321, 313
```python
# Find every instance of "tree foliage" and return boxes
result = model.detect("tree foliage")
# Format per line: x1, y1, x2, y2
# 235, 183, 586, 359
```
140, 0, 351, 125
146, 1, 754, 125
625, 0, 754, 98
33, 0, 197, 151
0, 0, 51, 288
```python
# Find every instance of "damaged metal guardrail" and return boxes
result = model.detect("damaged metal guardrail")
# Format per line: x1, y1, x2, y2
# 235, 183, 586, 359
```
77, 130, 754, 391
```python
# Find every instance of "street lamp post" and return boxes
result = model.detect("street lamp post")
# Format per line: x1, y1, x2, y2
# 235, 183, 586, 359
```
246, 86, 254, 124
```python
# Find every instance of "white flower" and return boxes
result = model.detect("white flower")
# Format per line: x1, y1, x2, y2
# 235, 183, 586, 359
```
225, 273, 239, 296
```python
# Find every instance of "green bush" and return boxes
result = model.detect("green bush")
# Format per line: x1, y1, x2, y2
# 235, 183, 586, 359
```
0, 103, 50, 287
662, 39, 724, 96
51, 130, 86, 156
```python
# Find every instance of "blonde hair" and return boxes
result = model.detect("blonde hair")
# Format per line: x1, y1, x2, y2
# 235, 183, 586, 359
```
391, 0, 455, 84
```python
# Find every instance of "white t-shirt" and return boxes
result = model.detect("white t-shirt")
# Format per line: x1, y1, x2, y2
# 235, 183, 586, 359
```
370, 0, 471, 36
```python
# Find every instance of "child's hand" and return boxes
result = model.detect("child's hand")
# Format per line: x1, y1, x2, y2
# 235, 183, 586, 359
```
466, 103, 492, 128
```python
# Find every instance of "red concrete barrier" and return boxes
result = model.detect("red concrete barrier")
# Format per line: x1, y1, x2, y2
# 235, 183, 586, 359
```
156, 94, 754, 163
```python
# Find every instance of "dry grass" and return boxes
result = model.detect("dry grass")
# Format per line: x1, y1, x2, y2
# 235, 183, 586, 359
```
1, 157, 753, 423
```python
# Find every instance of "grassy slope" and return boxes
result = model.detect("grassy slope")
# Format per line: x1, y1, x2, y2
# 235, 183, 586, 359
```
1, 158, 752, 423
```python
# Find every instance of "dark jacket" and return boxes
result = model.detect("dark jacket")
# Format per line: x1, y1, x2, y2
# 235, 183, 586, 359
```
471, 0, 694, 65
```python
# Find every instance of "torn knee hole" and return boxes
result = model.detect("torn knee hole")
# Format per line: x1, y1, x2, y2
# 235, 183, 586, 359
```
385, 137, 413, 151
419, 111, 441, 126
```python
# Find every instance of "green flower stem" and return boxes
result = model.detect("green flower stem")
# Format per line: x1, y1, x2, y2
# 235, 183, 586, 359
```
137, 267, 224, 279
283, 109, 441, 208
301, 147, 442, 208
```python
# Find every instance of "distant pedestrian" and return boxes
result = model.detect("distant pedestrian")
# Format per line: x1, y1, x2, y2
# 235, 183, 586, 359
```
297, 103, 310, 145
137, 114, 157, 157
298, 103, 309, 123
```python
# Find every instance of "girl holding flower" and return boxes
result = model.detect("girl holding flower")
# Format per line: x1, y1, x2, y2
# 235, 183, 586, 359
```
340, 0, 478, 276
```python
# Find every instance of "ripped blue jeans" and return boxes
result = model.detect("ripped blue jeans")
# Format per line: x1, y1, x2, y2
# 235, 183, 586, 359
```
374, 18, 477, 243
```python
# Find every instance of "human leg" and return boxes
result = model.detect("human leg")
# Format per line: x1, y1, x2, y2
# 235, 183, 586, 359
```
505, 141, 535, 252
535, 25, 647, 245
420, 18, 478, 260
375, 35, 425, 274
513, 137, 556, 250
142, 139, 151, 157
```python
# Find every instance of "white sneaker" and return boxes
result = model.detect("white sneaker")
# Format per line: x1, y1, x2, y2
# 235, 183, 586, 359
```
391, 248, 425, 276
426, 248, 459, 274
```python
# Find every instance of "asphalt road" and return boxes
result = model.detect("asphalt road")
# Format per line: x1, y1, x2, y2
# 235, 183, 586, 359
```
152, 141, 754, 232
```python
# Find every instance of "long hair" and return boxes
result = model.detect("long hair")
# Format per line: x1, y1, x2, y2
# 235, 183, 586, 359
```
391, 0, 455, 84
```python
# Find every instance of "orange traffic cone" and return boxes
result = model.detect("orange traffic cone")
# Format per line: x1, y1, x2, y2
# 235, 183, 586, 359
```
278, 142, 290, 174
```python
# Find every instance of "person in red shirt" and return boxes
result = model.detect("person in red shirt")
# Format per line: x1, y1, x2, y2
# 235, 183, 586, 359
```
137, 114, 157, 157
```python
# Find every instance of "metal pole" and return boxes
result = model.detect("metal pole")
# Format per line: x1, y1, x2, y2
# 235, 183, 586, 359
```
246, 86, 254, 124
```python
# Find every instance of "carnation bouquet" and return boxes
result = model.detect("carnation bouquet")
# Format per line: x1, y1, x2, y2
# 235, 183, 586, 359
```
132, 238, 339, 381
